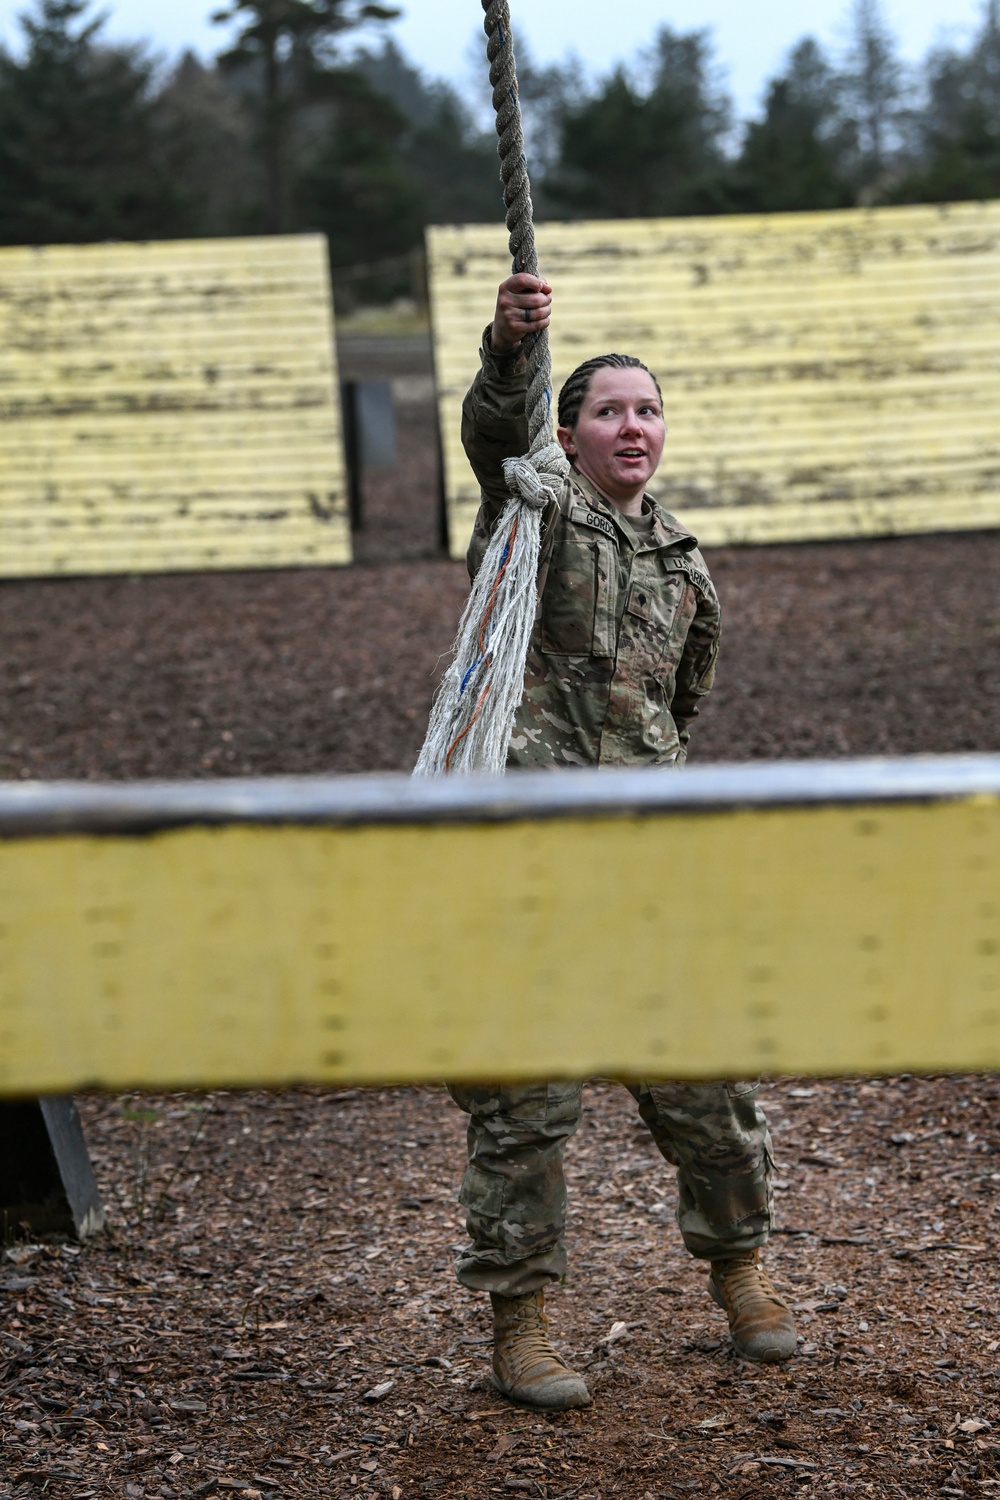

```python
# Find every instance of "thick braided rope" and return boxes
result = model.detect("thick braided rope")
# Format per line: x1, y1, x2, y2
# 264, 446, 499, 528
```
414, 0, 569, 776
484, 0, 562, 465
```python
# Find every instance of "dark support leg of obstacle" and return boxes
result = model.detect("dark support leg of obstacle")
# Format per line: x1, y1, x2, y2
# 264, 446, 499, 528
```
0, 1098, 106, 1241
435, 405, 450, 557
341, 380, 363, 530
340, 379, 397, 532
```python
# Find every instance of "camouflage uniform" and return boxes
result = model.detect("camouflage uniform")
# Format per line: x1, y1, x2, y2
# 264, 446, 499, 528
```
450, 1081, 774, 1296
463, 333, 721, 769
450, 333, 774, 1297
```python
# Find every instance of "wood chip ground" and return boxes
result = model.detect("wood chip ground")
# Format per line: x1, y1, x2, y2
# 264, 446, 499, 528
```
2, 393, 1000, 1496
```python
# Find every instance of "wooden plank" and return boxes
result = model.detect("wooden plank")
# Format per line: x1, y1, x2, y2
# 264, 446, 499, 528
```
0, 235, 350, 576
1, 758, 998, 1094
427, 202, 1000, 558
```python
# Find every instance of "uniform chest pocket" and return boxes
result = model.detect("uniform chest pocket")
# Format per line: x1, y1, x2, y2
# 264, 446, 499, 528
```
541, 529, 614, 657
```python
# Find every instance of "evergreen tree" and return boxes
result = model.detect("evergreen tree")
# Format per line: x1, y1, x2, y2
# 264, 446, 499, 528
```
211, 0, 398, 233
893, 0, 1000, 201
839, 0, 907, 191
546, 27, 732, 218
294, 66, 421, 272
0, 0, 181, 244
156, 52, 259, 236
290, 42, 500, 300
401, 96, 503, 228
731, 40, 853, 212
355, 40, 499, 228
514, 44, 587, 196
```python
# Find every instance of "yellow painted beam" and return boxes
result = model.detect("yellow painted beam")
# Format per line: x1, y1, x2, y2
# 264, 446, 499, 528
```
1, 762, 998, 1094
427, 201, 1000, 557
0, 235, 350, 577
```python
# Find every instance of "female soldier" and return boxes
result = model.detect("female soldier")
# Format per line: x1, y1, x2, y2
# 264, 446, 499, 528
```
447, 273, 797, 1411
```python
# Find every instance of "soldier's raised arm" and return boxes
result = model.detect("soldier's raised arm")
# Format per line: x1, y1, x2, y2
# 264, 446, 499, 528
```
460, 273, 552, 515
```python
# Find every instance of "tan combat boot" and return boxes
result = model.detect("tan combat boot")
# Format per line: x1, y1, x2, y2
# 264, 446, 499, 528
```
490, 1290, 592, 1410
708, 1251, 797, 1364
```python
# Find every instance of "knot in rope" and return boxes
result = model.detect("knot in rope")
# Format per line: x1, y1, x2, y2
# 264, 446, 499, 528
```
532, 440, 571, 477
503, 442, 569, 509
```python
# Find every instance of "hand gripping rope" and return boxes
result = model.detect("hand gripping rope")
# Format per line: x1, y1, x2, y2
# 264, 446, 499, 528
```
413, 0, 569, 776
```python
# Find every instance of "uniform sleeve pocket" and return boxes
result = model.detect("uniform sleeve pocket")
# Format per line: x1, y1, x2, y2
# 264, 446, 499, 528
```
458, 1164, 505, 1218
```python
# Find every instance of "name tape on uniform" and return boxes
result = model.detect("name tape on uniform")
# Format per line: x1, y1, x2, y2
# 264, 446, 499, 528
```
571, 506, 618, 542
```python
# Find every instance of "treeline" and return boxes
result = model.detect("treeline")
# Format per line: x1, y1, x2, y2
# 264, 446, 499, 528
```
0, 0, 998, 303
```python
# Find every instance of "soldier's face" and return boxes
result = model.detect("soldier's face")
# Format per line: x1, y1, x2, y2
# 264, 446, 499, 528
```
557, 368, 666, 506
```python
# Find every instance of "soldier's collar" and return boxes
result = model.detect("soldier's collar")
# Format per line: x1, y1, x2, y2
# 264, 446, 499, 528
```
570, 470, 634, 527
570, 470, 698, 551
648, 499, 699, 552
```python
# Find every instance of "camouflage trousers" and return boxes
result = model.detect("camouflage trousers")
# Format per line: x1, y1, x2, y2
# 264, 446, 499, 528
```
447, 1081, 774, 1297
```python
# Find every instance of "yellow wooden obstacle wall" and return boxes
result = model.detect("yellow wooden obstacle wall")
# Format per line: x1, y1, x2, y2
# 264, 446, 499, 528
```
0, 235, 350, 576
427, 201, 1000, 558
1, 762, 998, 1096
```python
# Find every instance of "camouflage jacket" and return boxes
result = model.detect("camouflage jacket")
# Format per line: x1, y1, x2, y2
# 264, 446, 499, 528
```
462, 333, 721, 769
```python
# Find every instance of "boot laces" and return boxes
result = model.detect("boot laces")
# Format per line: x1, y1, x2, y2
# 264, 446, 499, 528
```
716, 1258, 786, 1314
495, 1300, 569, 1377
501, 1327, 569, 1378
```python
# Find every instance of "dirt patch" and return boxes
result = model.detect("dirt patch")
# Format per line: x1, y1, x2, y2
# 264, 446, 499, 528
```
3, 1077, 999, 1498
694, 535, 1000, 761
1, 529, 999, 782
2, 407, 1000, 1496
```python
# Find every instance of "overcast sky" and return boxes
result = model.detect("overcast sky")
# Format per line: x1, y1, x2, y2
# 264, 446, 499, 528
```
0, 0, 988, 117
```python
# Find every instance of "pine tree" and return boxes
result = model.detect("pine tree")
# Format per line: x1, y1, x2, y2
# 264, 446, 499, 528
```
355, 41, 499, 228
0, 0, 180, 244
295, 67, 421, 276
732, 39, 853, 212
893, 0, 1000, 202
156, 52, 259, 237
546, 28, 732, 218
211, 0, 398, 233
292, 40, 499, 299
840, 0, 906, 190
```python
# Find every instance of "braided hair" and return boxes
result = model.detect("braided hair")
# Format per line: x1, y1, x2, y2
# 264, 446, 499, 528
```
557, 353, 663, 432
